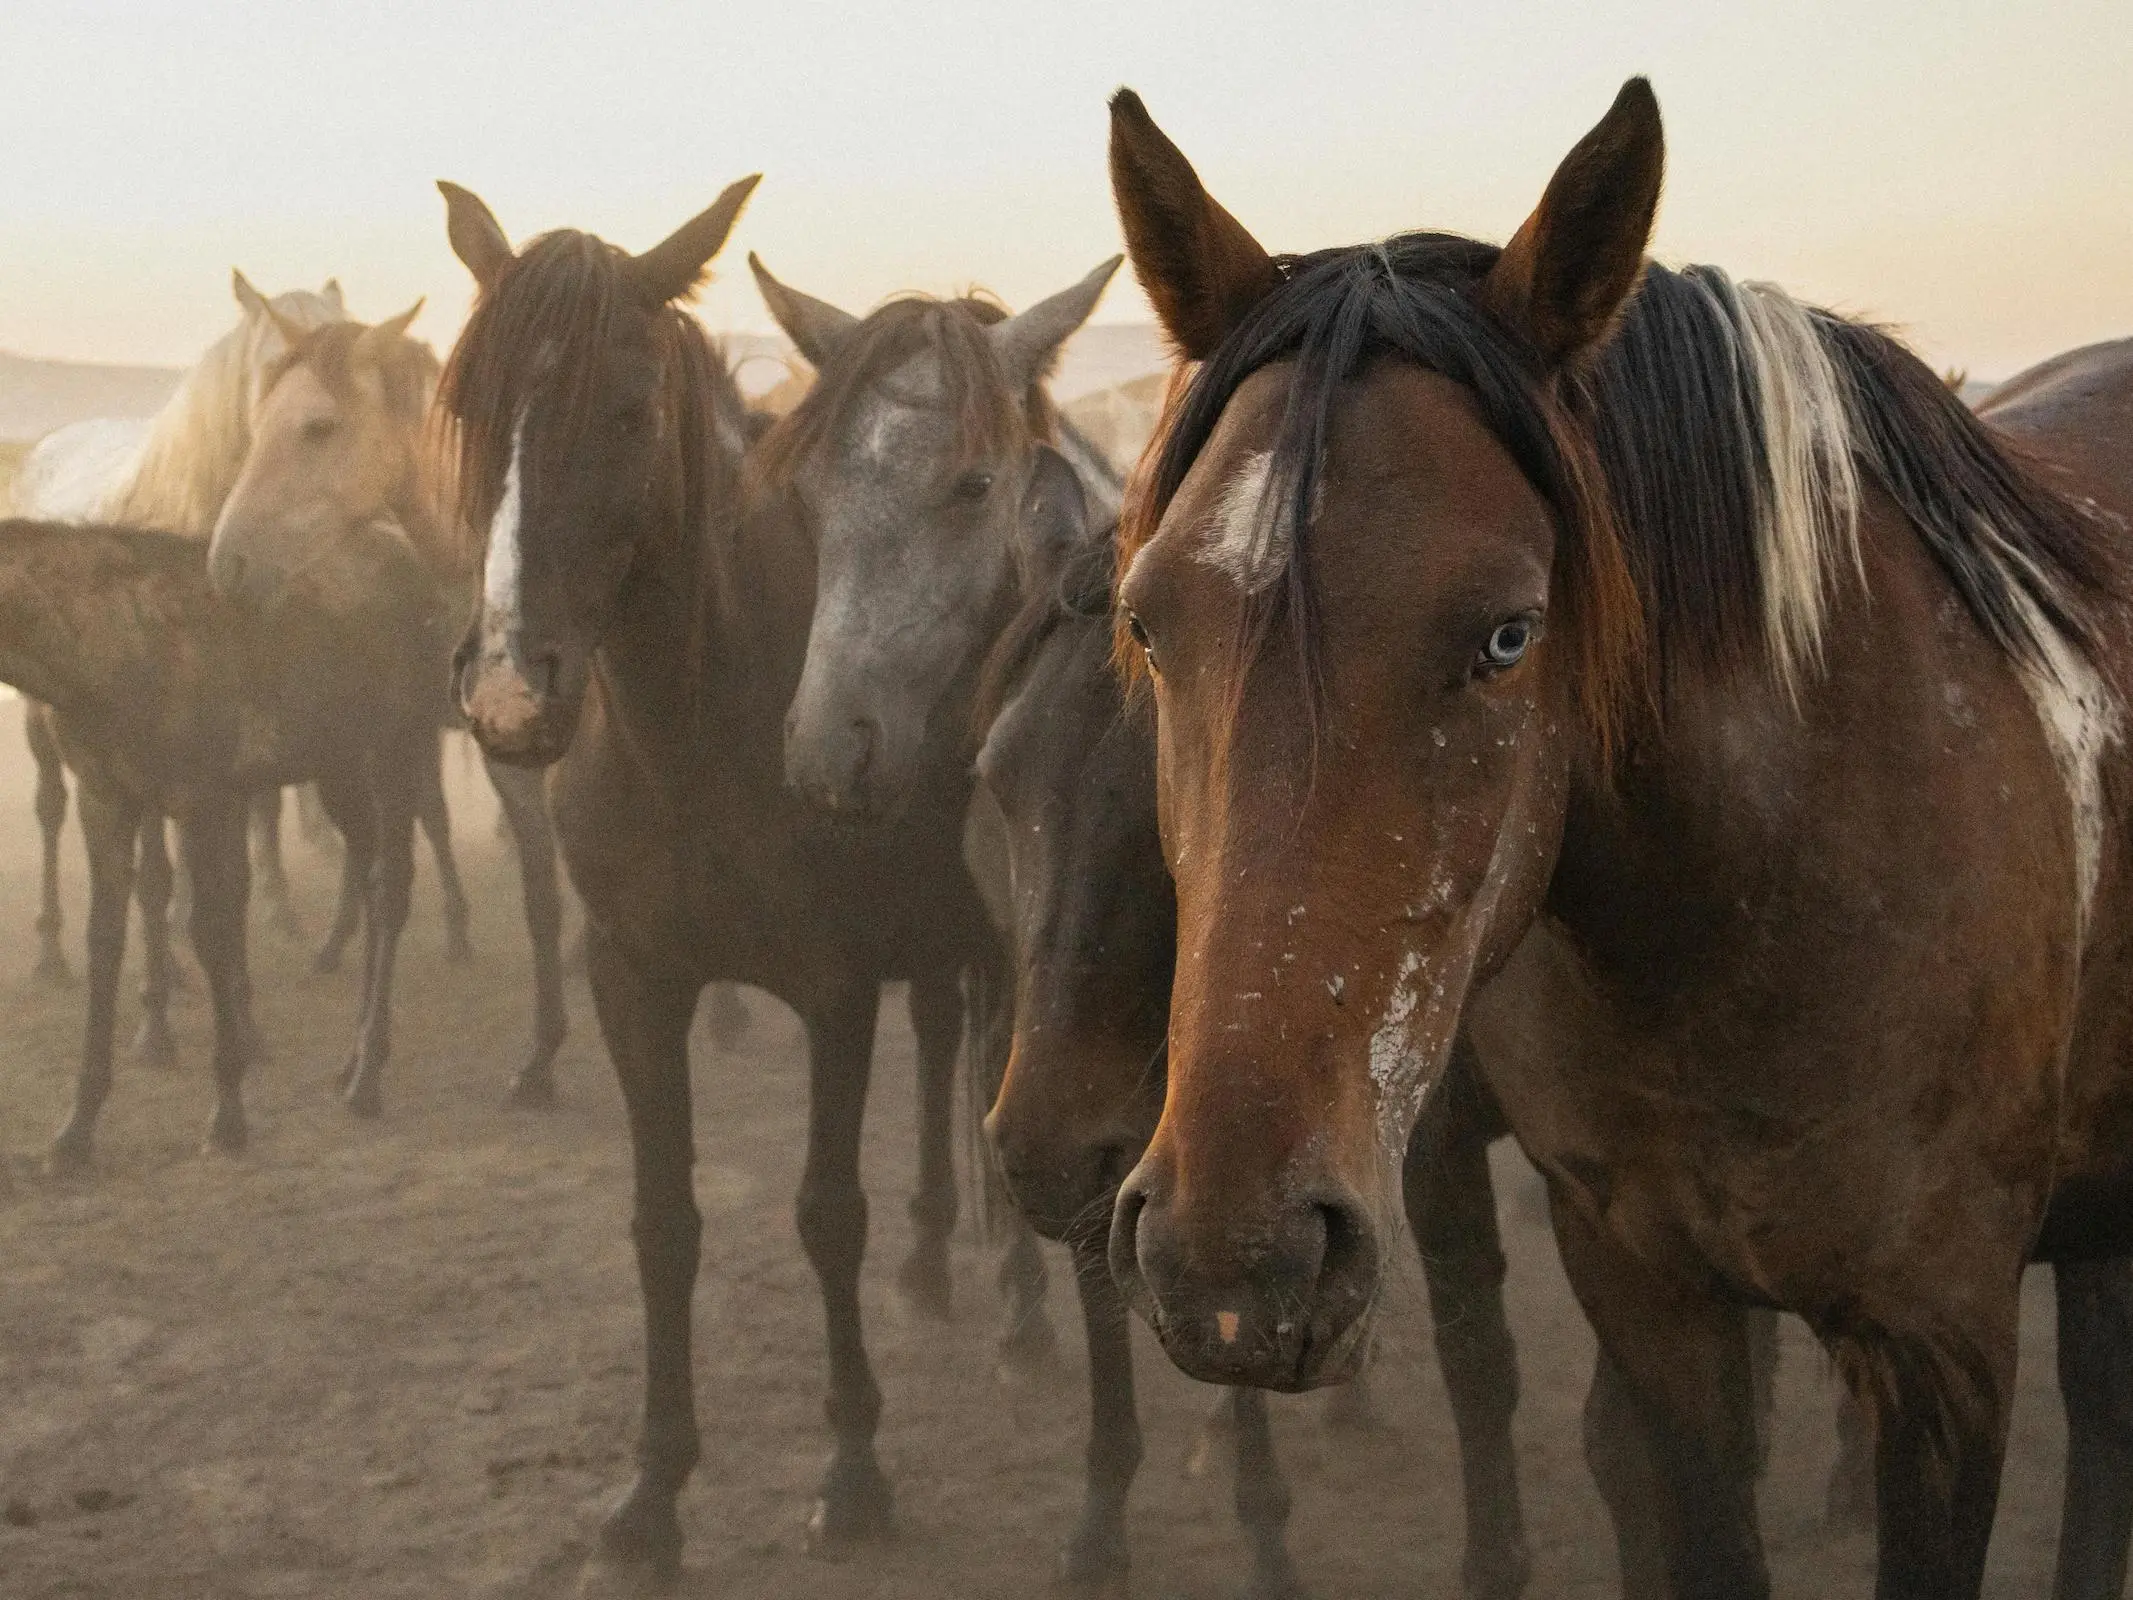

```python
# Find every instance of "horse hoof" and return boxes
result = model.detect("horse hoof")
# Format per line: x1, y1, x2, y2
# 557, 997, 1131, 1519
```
131, 1021, 178, 1071
46, 1129, 92, 1178
804, 1452, 894, 1557
893, 1249, 953, 1321
1058, 1515, 1130, 1595
507, 1073, 557, 1111
204, 1109, 248, 1156
596, 1478, 683, 1590
343, 1081, 383, 1120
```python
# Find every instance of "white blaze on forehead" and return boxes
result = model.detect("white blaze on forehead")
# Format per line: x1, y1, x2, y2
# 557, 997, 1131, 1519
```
1195, 450, 1290, 592
481, 419, 526, 641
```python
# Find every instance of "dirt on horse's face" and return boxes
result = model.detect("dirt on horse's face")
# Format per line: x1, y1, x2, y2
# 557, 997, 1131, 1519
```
1104, 82, 1660, 1389
437, 177, 758, 767
1111, 359, 1570, 1387
210, 310, 432, 614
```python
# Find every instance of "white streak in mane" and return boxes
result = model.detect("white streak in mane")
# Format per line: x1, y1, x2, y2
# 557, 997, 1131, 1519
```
1727, 279, 1864, 701
482, 419, 527, 643
1195, 450, 1289, 592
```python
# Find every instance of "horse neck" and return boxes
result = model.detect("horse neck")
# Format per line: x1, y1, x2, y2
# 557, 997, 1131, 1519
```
101, 319, 264, 535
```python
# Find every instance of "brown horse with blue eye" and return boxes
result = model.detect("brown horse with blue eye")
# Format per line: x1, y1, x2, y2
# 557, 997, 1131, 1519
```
438, 179, 1023, 1585
1105, 80, 2133, 1599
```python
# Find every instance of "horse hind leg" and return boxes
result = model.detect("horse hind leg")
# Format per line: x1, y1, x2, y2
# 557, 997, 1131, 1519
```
28, 707, 73, 985
49, 784, 141, 1174
249, 788, 303, 940
416, 740, 473, 965
129, 816, 178, 1069
897, 969, 960, 1319
2050, 1256, 2133, 1600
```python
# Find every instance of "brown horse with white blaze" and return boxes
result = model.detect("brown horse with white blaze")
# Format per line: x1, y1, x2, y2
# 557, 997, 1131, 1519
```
1105, 79, 2133, 1599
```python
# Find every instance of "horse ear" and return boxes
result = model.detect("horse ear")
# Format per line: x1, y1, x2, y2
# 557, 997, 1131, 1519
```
320, 278, 346, 315
232, 269, 270, 321
1480, 78, 1664, 369
1108, 90, 1281, 362
1018, 444, 1093, 591
363, 298, 426, 347
630, 174, 762, 306
438, 181, 515, 290
990, 257, 1122, 393
749, 254, 861, 371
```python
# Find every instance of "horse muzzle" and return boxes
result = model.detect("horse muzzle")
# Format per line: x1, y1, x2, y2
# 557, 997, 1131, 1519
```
455, 638, 575, 768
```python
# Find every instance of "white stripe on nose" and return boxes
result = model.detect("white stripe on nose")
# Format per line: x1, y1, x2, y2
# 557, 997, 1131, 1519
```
482, 420, 526, 641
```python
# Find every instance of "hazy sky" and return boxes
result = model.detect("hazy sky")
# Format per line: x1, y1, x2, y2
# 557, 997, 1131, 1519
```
0, 1, 2125, 378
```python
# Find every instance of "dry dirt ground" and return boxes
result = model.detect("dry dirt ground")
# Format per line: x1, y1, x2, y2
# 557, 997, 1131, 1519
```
0, 722, 2092, 1599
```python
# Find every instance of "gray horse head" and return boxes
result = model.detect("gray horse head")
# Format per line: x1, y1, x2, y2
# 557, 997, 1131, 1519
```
753, 254, 1119, 822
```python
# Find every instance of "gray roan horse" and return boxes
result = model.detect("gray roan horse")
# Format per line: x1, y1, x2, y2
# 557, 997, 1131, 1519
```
745, 249, 1117, 1352
439, 178, 1056, 1581
1104, 79, 2133, 1599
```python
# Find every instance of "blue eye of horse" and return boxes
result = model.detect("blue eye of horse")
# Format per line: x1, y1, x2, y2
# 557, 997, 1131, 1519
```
1483, 617, 1532, 670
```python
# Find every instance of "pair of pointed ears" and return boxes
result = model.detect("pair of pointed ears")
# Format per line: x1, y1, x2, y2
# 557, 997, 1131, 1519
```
1109, 77, 1665, 370
748, 254, 1123, 390
231, 270, 347, 324
437, 175, 763, 306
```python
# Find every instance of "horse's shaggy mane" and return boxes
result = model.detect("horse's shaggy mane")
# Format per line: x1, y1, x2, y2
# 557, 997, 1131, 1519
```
750, 295, 1058, 495
434, 228, 750, 568
1119, 234, 2114, 756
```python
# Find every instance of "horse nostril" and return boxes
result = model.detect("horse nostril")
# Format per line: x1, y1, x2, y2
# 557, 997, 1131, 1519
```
1310, 1193, 1380, 1323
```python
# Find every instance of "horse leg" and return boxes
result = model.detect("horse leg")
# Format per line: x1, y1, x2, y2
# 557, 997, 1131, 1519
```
49, 784, 139, 1174
1230, 1389, 1305, 1600
250, 788, 303, 940
2050, 1256, 2133, 1599
180, 797, 257, 1155
1827, 1358, 1877, 1531
897, 970, 960, 1319
799, 978, 895, 1553
339, 769, 416, 1119
27, 706, 72, 985
313, 826, 366, 976
585, 933, 701, 1585
1057, 1233, 1142, 1596
313, 774, 376, 1092
416, 736, 473, 965
703, 982, 750, 1050
1405, 1042, 1530, 1600
970, 945, 1059, 1381
129, 814, 178, 1069
1552, 1200, 1768, 1600
487, 757, 567, 1108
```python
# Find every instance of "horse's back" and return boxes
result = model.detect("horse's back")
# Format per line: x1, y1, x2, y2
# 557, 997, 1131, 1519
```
11, 418, 151, 521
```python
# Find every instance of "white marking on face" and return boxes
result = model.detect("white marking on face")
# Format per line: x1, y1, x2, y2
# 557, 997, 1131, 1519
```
482, 418, 526, 645
1195, 450, 1289, 592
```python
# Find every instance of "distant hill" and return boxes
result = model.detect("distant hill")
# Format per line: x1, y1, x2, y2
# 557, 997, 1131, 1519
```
0, 350, 183, 443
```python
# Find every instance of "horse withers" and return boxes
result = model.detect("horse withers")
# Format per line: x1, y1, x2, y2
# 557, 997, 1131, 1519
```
1103, 80, 2133, 1598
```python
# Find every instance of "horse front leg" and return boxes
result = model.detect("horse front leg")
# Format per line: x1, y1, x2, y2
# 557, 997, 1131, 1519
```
27, 704, 72, 985
312, 773, 377, 1095
250, 787, 302, 940
179, 795, 257, 1154
416, 733, 473, 965
130, 814, 178, 1069
799, 977, 895, 1553
313, 831, 366, 975
2051, 1255, 2133, 1600
584, 930, 701, 1585
1405, 1040, 1530, 1600
49, 783, 140, 1174
1058, 1232, 1143, 1596
898, 968, 960, 1318
1551, 1196, 1768, 1600
339, 768, 416, 1119
486, 756, 566, 1107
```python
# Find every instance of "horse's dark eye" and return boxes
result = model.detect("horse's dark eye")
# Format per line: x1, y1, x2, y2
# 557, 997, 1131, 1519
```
1481, 616, 1535, 672
1125, 609, 1158, 673
302, 416, 338, 444
954, 470, 994, 504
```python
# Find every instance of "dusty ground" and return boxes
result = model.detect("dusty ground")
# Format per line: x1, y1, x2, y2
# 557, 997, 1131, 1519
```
0, 722, 2091, 1598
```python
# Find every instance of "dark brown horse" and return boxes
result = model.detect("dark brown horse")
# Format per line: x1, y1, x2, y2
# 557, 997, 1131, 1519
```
975, 460, 1531, 1597
0, 508, 442, 1170
1102, 80, 2133, 1599
438, 178, 1015, 1582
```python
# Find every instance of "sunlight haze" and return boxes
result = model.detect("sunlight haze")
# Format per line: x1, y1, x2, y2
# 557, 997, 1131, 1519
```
1, 0, 2126, 379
